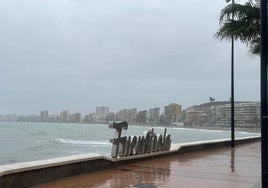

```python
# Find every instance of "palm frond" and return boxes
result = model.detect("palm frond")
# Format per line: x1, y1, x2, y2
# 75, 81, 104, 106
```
219, 2, 260, 23
249, 38, 261, 55
215, 0, 261, 55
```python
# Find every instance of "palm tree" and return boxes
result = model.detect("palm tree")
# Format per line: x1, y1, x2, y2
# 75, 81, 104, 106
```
215, 0, 260, 55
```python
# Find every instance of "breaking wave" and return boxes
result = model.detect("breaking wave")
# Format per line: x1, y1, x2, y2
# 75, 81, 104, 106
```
56, 138, 110, 146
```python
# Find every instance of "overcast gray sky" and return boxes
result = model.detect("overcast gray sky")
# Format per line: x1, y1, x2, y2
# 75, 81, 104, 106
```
0, 0, 260, 115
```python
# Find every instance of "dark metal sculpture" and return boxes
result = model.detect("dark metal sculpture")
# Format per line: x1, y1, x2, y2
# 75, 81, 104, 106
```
109, 121, 171, 158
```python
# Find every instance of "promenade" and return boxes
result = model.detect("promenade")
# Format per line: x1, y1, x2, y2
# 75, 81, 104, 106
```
35, 141, 261, 188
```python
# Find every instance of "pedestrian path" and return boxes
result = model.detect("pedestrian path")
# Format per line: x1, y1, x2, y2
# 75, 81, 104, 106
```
35, 141, 261, 188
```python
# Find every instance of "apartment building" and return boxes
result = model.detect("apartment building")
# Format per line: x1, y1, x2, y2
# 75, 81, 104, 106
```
40, 110, 48, 122
96, 106, 109, 121
60, 110, 70, 123
215, 102, 260, 127
185, 108, 209, 126
126, 108, 137, 124
164, 103, 182, 125
148, 107, 160, 124
136, 110, 147, 124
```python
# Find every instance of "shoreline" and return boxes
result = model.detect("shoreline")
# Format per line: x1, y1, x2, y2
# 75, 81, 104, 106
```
128, 124, 261, 133
182, 125, 261, 133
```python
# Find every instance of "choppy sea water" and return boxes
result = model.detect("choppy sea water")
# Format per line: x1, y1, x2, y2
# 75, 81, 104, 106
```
0, 122, 260, 165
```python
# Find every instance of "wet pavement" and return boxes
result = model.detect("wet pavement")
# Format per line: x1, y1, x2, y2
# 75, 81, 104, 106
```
35, 141, 261, 188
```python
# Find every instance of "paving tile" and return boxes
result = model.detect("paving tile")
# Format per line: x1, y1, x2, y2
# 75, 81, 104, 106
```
35, 141, 261, 188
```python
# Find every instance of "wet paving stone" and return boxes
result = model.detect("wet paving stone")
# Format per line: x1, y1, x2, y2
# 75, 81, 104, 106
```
35, 141, 261, 188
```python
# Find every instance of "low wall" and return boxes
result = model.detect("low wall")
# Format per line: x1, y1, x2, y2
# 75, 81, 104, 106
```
0, 136, 260, 188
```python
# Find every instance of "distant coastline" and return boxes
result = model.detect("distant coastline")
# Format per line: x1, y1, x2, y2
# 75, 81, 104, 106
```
127, 123, 261, 133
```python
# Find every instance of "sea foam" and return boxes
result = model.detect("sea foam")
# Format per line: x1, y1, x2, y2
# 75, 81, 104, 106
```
56, 138, 110, 146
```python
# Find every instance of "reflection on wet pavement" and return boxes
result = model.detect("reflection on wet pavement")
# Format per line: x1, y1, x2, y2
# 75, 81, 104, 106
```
35, 142, 261, 188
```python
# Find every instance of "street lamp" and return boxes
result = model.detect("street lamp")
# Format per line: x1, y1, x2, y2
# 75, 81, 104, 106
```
230, 0, 235, 147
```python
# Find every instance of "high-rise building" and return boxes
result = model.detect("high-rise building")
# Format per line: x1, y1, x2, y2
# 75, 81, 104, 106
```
148, 108, 160, 124
41, 110, 48, 122
126, 108, 137, 123
96, 106, 109, 122
136, 110, 147, 124
164, 103, 182, 125
116, 109, 128, 121
85, 113, 97, 123
60, 110, 70, 123
107, 112, 115, 122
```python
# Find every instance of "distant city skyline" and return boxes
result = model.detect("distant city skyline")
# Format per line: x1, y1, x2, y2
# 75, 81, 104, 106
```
0, 99, 260, 116
2, 101, 183, 116
0, 100, 260, 128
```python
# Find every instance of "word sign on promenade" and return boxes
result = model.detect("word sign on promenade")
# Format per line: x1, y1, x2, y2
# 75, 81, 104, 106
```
109, 121, 172, 158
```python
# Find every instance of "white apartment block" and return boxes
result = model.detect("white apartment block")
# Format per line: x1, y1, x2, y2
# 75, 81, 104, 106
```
148, 108, 160, 124
215, 102, 260, 127
185, 109, 208, 126
126, 108, 137, 123
96, 106, 109, 120
116, 109, 128, 121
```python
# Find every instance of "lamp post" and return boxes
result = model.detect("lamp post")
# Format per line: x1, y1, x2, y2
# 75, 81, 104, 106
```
230, 0, 235, 147
260, 0, 268, 187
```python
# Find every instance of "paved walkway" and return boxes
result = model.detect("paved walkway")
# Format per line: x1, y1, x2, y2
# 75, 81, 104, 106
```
36, 141, 261, 188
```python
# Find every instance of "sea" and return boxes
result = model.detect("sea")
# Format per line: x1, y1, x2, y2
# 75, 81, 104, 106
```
0, 122, 260, 165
